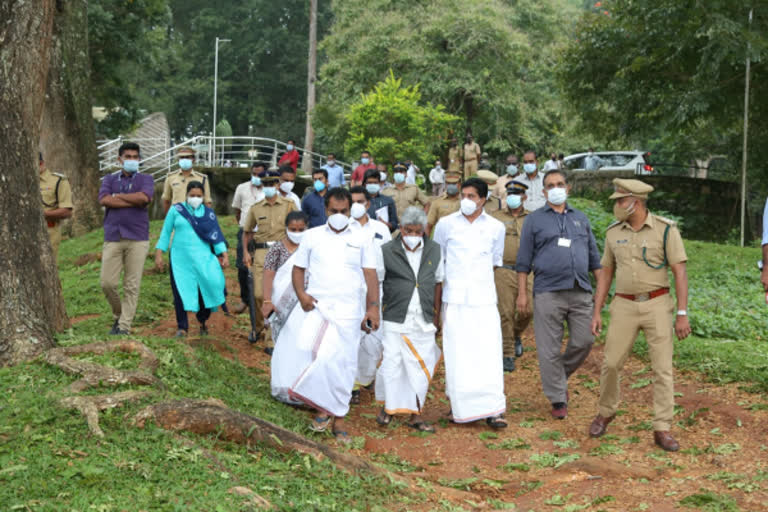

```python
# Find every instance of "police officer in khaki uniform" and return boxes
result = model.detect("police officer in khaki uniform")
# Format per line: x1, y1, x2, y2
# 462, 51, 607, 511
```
162, 147, 212, 214
491, 181, 532, 372
477, 170, 502, 214
39, 153, 73, 259
426, 172, 461, 236
383, 162, 430, 219
589, 178, 691, 452
462, 135, 481, 180
242, 172, 298, 349
447, 138, 462, 174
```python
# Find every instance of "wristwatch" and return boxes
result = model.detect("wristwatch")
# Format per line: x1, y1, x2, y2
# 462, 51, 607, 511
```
676, 310, 687, 316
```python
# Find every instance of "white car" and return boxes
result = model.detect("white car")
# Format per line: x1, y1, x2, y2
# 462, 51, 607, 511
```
563, 151, 654, 175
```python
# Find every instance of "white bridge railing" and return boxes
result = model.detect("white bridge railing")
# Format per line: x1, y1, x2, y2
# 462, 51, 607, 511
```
99, 136, 353, 182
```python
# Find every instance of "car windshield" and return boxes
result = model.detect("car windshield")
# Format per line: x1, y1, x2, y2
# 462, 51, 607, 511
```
598, 153, 636, 166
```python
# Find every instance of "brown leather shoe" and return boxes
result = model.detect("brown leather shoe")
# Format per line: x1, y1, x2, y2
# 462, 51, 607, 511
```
233, 302, 248, 314
653, 431, 680, 452
589, 414, 615, 438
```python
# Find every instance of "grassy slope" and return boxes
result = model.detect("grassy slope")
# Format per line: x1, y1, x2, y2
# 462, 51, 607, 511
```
0, 221, 412, 512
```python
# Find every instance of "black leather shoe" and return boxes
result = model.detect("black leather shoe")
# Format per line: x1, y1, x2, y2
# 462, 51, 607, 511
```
503, 357, 516, 372
514, 337, 523, 358
108, 319, 120, 335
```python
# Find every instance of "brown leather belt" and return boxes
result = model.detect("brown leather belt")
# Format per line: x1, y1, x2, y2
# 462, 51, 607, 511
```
615, 287, 669, 302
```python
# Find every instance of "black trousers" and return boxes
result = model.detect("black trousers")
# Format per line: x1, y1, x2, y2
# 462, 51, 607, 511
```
236, 227, 251, 304
169, 259, 211, 331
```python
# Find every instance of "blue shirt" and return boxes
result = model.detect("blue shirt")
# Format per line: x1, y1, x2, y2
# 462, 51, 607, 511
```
97, 171, 155, 242
322, 163, 346, 188
367, 194, 399, 232
302, 191, 327, 228
516, 203, 601, 294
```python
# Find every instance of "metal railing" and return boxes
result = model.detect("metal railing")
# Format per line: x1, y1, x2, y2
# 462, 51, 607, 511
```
97, 136, 172, 173
99, 136, 354, 182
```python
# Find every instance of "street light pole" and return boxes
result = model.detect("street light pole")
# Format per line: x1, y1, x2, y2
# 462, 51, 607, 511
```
212, 37, 231, 166
740, 9, 753, 247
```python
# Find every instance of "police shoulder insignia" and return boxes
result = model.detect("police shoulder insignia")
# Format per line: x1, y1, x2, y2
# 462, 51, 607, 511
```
655, 215, 676, 226
52, 172, 68, 179
606, 221, 622, 230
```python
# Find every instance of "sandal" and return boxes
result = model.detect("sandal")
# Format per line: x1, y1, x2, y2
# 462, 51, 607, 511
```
407, 422, 436, 433
486, 415, 508, 429
376, 409, 392, 426
333, 430, 351, 444
310, 416, 332, 433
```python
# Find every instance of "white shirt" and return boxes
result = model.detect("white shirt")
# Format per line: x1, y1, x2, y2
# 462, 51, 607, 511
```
294, 223, 377, 318
383, 240, 445, 333
232, 182, 265, 228
515, 172, 546, 211
543, 159, 559, 171
406, 165, 418, 185
433, 210, 505, 306
350, 216, 392, 282
429, 166, 445, 184
280, 190, 302, 211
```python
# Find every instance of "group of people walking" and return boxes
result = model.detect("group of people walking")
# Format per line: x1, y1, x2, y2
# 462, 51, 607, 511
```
43, 140, 692, 451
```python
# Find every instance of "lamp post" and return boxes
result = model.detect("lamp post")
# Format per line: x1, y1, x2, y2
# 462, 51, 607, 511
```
740, 9, 753, 247
212, 37, 231, 165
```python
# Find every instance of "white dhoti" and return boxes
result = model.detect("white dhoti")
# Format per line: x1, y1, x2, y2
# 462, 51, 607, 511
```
442, 303, 506, 422
270, 304, 306, 405
355, 287, 384, 387
278, 301, 363, 417
375, 325, 441, 414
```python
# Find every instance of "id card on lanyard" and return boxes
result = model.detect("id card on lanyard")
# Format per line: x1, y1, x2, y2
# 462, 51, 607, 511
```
557, 213, 571, 248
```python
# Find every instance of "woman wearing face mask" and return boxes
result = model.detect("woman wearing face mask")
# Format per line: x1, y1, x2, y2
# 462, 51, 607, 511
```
277, 139, 300, 171
262, 212, 310, 360
155, 181, 229, 338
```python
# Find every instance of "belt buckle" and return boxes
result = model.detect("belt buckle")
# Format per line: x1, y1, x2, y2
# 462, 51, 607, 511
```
635, 293, 650, 302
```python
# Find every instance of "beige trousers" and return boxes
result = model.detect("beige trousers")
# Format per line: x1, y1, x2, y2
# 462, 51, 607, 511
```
100, 239, 150, 331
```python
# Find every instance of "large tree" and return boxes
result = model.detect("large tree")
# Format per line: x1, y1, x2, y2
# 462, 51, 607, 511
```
0, 0, 66, 366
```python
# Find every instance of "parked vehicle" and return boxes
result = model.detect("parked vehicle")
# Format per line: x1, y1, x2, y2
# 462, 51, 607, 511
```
563, 151, 654, 175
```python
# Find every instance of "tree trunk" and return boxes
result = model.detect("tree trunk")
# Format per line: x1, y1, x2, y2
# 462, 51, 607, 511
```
301, 0, 318, 174
0, 0, 63, 366
39, 0, 102, 237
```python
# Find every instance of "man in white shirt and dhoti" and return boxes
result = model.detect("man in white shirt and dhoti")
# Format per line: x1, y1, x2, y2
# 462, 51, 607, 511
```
433, 177, 508, 429
281, 188, 381, 441
375, 207, 444, 432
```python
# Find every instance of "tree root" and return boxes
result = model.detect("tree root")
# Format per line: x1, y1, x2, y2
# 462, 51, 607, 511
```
60, 390, 153, 437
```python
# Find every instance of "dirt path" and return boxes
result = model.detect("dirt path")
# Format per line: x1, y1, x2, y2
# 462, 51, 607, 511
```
144, 271, 768, 511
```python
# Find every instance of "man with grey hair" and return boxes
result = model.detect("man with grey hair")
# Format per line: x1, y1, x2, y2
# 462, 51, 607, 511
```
375, 207, 444, 432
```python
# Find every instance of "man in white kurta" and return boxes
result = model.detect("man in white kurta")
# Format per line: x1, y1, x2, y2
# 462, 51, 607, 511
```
375, 207, 444, 431
433, 177, 508, 428
279, 189, 380, 439
349, 187, 392, 399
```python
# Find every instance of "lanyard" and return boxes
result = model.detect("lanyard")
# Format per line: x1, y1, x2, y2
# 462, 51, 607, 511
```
556, 211, 567, 235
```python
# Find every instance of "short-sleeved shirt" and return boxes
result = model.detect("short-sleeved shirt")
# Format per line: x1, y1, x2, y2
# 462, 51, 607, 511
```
601, 213, 687, 294
243, 196, 297, 243
427, 194, 460, 227
367, 194, 399, 232
294, 223, 377, 318
514, 172, 546, 211
232, 181, 265, 228
162, 170, 212, 206
463, 142, 481, 161
485, 195, 502, 214
382, 184, 430, 219
301, 191, 327, 228
40, 169, 73, 212
351, 163, 376, 183
98, 171, 155, 242
448, 147, 463, 172
433, 210, 505, 306
322, 163, 346, 188
516, 203, 601, 294
264, 240, 295, 272
490, 208, 529, 266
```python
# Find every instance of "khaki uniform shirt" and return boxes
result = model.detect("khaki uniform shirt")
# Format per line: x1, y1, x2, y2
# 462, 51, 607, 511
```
448, 146, 463, 172
162, 170, 212, 205
492, 175, 515, 201
243, 196, 297, 244
491, 208, 528, 266
382, 184, 430, 218
463, 142, 481, 162
40, 168, 73, 235
601, 213, 687, 294
485, 195, 502, 214
427, 194, 460, 226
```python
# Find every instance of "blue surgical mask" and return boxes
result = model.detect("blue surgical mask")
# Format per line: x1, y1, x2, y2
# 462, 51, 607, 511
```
179, 158, 193, 171
506, 195, 522, 209
394, 173, 406, 184
314, 180, 326, 192
286, 144, 294, 151
366, 184, 380, 195
506, 164, 517, 175
523, 163, 537, 174
123, 159, 140, 173
263, 186, 277, 198
361, 157, 370, 165
547, 186, 567, 205
251, 176, 262, 187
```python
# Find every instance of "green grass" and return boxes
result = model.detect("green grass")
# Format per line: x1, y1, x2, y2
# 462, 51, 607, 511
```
0, 221, 413, 511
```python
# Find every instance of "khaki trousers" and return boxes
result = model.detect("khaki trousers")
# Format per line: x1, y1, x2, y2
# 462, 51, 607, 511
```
250, 248, 272, 345
494, 267, 532, 357
463, 160, 478, 180
598, 294, 675, 431
47, 225, 61, 260
100, 239, 150, 331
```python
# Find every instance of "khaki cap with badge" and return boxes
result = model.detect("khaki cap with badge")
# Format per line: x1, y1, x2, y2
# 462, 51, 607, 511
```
476, 169, 498, 185
609, 178, 654, 200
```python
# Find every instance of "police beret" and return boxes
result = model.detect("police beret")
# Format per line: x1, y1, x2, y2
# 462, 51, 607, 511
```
177, 146, 195, 158
476, 170, 498, 185
507, 180, 528, 195
609, 178, 654, 199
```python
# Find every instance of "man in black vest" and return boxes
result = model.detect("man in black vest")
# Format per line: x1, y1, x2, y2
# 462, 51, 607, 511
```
374, 207, 444, 432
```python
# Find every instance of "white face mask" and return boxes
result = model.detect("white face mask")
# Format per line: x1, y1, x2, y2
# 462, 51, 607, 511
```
460, 198, 478, 216
280, 181, 294, 193
403, 235, 422, 250
286, 230, 304, 244
187, 196, 204, 209
328, 213, 350, 231
350, 202, 367, 219
547, 187, 568, 205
